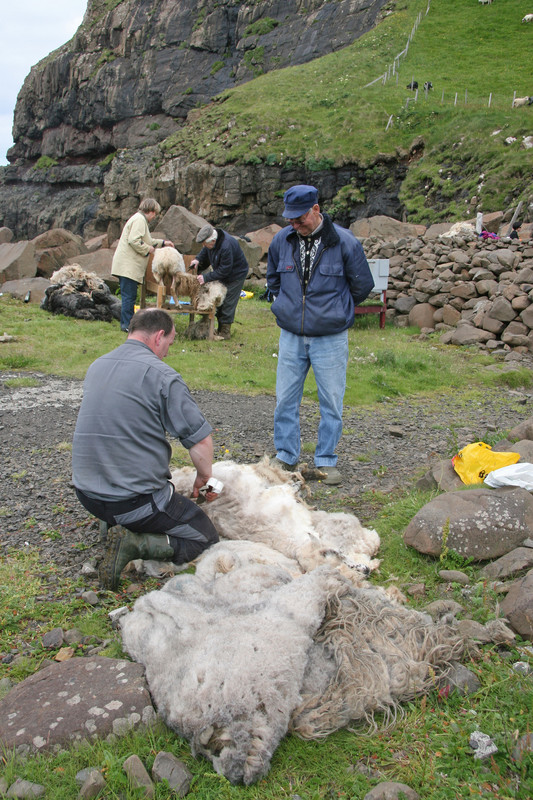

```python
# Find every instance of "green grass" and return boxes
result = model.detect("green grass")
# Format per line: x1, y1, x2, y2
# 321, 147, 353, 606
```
1, 290, 532, 798
0, 293, 508, 407
158, 0, 533, 221
2, 506, 532, 798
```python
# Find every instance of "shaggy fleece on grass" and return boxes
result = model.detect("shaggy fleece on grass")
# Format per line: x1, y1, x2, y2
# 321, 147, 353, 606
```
121, 561, 463, 785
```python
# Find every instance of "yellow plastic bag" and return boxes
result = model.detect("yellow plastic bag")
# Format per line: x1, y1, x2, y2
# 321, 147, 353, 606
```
452, 441, 520, 485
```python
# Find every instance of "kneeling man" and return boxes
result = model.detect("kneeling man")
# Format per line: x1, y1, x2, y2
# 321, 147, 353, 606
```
72, 308, 219, 589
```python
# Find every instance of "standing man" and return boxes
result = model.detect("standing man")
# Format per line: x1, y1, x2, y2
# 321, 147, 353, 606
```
72, 308, 219, 590
266, 185, 374, 485
190, 223, 249, 340
111, 198, 174, 332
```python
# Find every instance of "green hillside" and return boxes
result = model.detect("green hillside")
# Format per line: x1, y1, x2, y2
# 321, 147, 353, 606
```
161, 0, 533, 222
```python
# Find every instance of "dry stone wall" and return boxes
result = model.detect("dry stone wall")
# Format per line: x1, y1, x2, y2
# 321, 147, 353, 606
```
361, 233, 533, 356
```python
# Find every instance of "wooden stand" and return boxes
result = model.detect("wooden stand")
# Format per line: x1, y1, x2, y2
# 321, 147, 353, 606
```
139, 254, 216, 340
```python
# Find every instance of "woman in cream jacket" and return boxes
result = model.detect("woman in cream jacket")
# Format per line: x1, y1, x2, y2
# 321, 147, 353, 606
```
111, 198, 173, 331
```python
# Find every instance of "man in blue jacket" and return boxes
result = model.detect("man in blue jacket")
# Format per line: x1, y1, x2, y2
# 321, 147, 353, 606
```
266, 185, 374, 485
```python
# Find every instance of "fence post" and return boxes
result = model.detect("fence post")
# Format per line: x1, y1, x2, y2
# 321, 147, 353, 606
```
386, 114, 394, 131
454, 92, 458, 106
506, 201, 523, 237
512, 91, 516, 107
488, 93, 492, 108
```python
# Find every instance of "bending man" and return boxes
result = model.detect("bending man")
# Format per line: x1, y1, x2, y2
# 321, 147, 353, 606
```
190, 223, 249, 340
72, 308, 219, 589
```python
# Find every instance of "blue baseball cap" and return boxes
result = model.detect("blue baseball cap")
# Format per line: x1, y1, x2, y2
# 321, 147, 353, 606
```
282, 185, 319, 218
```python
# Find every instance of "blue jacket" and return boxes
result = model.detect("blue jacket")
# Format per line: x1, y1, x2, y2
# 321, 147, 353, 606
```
196, 229, 249, 285
266, 214, 374, 336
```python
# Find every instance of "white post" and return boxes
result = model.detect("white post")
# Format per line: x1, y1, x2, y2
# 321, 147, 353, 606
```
512, 91, 516, 107
488, 93, 492, 108
454, 92, 458, 106
476, 212, 483, 234
386, 114, 394, 131
465, 89, 468, 105
415, 88, 419, 102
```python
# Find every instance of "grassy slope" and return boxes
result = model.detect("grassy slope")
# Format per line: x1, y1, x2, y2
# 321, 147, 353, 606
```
161, 0, 533, 221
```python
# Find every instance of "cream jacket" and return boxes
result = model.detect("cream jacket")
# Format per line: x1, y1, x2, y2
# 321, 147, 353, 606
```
111, 212, 164, 283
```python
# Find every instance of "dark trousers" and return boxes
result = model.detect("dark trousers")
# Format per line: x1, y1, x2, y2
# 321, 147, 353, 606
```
217, 275, 247, 325
76, 485, 219, 564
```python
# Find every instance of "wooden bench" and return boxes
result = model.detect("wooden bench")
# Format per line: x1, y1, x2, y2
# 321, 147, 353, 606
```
353, 258, 390, 329
139, 254, 216, 340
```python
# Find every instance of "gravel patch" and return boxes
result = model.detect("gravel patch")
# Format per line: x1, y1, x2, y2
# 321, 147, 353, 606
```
1, 370, 532, 580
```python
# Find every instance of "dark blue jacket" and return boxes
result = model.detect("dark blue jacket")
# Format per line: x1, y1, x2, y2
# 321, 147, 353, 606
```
266, 214, 373, 336
196, 229, 249, 285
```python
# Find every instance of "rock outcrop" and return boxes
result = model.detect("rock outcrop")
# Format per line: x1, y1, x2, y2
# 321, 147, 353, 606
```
0, 0, 390, 239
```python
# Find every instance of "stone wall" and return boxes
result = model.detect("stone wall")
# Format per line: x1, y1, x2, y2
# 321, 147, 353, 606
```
361, 232, 533, 356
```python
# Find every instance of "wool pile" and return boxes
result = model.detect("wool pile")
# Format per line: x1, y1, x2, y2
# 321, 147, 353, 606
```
121, 562, 463, 785
41, 265, 121, 322
121, 460, 463, 785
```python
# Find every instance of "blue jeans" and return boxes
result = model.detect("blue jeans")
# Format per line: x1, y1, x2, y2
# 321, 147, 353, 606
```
119, 276, 139, 330
274, 329, 349, 467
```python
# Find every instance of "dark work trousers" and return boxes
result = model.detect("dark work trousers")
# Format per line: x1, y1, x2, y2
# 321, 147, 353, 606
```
76, 483, 219, 564
217, 275, 247, 325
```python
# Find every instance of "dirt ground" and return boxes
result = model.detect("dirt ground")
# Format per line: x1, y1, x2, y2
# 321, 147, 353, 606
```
1, 370, 532, 580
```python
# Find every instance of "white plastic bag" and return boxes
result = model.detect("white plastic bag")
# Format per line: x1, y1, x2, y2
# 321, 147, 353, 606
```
484, 462, 533, 490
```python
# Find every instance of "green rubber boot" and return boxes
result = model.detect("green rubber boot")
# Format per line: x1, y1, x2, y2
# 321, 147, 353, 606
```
99, 526, 175, 590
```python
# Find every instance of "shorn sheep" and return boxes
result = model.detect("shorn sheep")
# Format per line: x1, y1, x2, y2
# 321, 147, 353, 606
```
522, 14, 533, 23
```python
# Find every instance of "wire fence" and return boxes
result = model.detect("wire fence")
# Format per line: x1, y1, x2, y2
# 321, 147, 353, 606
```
364, 0, 526, 129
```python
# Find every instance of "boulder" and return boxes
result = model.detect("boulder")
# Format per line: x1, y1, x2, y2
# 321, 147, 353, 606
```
236, 237, 262, 274
403, 487, 533, 560
415, 459, 464, 492
514, 439, 533, 462
158, 205, 209, 254
508, 417, 533, 441
350, 215, 426, 240
0, 277, 51, 305
0, 227, 13, 244
32, 228, 88, 279
500, 569, 533, 640
0, 241, 36, 284
449, 325, 492, 345
479, 547, 533, 580
0, 657, 156, 753
481, 211, 504, 234
245, 224, 282, 258
84, 233, 109, 252
408, 302, 435, 329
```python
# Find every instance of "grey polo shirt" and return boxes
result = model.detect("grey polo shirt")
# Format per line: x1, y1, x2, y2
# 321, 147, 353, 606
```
72, 340, 212, 499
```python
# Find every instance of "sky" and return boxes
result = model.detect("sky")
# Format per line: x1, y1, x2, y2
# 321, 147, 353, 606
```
0, 0, 88, 165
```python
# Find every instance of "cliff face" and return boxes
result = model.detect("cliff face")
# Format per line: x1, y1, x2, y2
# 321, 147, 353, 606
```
1, 0, 390, 239
9, 0, 388, 162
